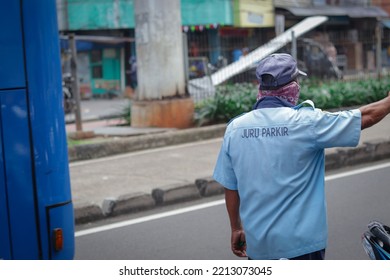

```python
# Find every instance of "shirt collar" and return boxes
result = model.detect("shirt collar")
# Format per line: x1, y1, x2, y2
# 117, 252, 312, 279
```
253, 96, 294, 110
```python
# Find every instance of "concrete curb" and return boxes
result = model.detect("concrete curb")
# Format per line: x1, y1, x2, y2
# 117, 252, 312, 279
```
73, 137, 390, 225
152, 183, 202, 206
325, 138, 390, 170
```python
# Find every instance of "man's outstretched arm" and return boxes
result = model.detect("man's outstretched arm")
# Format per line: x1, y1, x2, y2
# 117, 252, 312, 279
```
359, 92, 390, 130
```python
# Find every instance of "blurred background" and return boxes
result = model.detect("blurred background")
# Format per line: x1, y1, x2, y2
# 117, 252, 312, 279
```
56, 1, 390, 102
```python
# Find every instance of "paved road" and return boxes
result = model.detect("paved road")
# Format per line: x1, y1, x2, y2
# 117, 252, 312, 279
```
74, 160, 390, 260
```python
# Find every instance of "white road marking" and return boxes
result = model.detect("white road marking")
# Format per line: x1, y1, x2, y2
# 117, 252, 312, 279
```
75, 199, 225, 237
75, 161, 390, 237
325, 161, 390, 181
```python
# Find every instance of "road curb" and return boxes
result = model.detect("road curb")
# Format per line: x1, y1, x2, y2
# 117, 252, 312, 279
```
111, 193, 156, 216
325, 138, 390, 170
152, 183, 202, 206
195, 177, 225, 197
73, 137, 390, 225
74, 203, 104, 225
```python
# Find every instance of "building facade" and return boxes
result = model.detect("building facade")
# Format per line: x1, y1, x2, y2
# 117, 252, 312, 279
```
57, 0, 389, 98
57, 0, 276, 98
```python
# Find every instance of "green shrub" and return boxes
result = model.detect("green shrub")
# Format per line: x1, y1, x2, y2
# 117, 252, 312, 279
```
299, 78, 389, 109
121, 100, 132, 125
194, 83, 257, 126
194, 78, 390, 126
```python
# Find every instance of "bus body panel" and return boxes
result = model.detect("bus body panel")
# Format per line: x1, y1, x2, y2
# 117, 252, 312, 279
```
0, 95, 11, 259
47, 202, 75, 260
0, 89, 39, 259
0, 0, 74, 259
0, 1, 25, 89
22, 0, 72, 204
22, 0, 75, 259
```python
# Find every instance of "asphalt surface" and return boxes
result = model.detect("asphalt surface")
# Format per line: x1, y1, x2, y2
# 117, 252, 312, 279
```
73, 163, 390, 260
67, 98, 390, 225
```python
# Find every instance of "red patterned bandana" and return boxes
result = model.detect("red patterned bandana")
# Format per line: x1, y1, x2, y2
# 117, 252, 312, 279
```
257, 81, 300, 105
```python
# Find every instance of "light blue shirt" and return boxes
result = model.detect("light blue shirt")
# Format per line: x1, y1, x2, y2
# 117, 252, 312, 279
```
213, 100, 361, 259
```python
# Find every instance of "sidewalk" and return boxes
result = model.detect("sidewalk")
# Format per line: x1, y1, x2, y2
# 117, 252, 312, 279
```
65, 97, 129, 124
68, 99, 390, 225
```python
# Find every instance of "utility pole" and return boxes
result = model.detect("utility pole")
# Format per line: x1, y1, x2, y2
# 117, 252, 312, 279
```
291, 31, 297, 61
69, 33, 82, 132
132, 0, 194, 128
376, 20, 382, 79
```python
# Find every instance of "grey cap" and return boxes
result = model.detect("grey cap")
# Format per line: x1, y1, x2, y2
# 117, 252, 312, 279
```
256, 53, 307, 90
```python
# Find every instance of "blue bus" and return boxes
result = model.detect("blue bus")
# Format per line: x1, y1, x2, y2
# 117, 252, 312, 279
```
0, 1, 74, 259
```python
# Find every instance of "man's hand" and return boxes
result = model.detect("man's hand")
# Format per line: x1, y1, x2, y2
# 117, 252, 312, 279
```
231, 229, 247, 257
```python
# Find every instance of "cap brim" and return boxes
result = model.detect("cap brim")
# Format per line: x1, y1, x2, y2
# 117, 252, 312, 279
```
298, 70, 307, 77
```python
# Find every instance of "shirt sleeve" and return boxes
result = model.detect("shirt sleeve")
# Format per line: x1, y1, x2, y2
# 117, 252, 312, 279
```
213, 132, 238, 191
313, 109, 361, 149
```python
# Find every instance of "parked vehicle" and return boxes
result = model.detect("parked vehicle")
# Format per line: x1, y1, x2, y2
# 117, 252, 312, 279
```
362, 220, 390, 260
188, 57, 212, 79
294, 38, 342, 80
62, 73, 75, 114
213, 38, 343, 84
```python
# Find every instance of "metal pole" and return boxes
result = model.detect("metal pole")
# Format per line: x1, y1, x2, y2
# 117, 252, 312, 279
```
291, 31, 297, 61
183, 33, 189, 85
376, 21, 382, 79
69, 33, 83, 132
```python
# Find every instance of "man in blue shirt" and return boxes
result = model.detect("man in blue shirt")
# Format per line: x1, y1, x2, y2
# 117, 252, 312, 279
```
213, 53, 390, 260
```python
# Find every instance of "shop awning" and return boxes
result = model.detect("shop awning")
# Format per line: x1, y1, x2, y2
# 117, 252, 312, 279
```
278, 5, 388, 18
59, 35, 134, 51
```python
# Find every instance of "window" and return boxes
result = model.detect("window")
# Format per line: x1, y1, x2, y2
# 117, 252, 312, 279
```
92, 65, 103, 78
91, 50, 102, 63
90, 50, 103, 79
